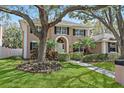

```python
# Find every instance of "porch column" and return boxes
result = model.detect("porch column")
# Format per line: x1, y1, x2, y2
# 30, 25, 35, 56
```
101, 41, 107, 54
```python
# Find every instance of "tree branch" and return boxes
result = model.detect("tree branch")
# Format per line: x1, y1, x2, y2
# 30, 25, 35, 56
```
48, 5, 107, 28
0, 6, 39, 37
89, 11, 120, 42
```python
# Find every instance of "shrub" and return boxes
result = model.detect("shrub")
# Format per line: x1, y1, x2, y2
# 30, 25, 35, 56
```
46, 50, 58, 61
107, 53, 120, 61
82, 53, 120, 62
58, 53, 70, 61
82, 54, 108, 62
30, 48, 59, 61
70, 52, 83, 61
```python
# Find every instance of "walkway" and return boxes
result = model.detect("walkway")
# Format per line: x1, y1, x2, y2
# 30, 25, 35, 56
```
70, 60, 115, 78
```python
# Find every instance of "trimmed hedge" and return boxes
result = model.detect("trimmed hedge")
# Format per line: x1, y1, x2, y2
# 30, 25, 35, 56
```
82, 53, 120, 62
58, 53, 70, 61
70, 52, 83, 61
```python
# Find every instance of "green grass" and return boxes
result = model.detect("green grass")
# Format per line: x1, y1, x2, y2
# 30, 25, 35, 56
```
92, 62, 115, 72
0, 57, 123, 88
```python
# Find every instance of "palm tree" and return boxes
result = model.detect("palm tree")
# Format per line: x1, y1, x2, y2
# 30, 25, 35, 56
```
72, 42, 82, 53
79, 37, 96, 54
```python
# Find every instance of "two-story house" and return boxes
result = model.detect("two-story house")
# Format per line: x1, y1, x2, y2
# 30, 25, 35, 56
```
20, 19, 119, 59
20, 20, 92, 59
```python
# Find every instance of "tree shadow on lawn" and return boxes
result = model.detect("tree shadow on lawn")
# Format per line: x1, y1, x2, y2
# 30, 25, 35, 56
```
57, 70, 123, 88
56, 62, 123, 88
0, 61, 123, 88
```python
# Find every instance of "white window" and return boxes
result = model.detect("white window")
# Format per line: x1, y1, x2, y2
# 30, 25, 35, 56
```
108, 42, 117, 52
56, 27, 68, 35
36, 26, 42, 32
30, 41, 38, 50
74, 29, 85, 36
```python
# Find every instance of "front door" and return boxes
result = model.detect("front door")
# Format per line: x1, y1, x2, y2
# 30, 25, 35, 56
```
57, 43, 65, 53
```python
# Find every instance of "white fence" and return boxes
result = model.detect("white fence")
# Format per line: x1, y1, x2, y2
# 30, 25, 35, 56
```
0, 46, 22, 58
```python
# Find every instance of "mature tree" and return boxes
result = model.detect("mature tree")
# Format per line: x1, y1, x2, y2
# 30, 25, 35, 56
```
0, 5, 106, 63
70, 5, 124, 59
2, 23, 22, 48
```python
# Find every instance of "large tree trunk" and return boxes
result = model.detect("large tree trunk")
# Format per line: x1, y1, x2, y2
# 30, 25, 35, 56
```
37, 28, 48, 63
120, 40, 124, 59
120, 38, 124, 59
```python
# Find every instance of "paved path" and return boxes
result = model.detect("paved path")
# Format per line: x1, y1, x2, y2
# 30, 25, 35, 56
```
70, 60, 115, 78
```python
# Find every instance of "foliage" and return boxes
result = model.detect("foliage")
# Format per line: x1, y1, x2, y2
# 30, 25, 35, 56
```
79, 37, 96, 48
82, 54, 108, 62
30, 48, 38, 60
70, 52, 83, 61
82, 53, 120, 62
72, 42, 81, 49
2, 24, 22, 48
46, 39, 57, 50
46, 50, 58, 61
58, 53, 70, 62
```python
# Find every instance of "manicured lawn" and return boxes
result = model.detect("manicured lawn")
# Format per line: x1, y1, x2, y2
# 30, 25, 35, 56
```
92, 62, 115, 72
0, 57, 123, 88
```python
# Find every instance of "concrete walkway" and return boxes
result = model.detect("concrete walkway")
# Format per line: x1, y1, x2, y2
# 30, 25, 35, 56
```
70, 60, 115, 78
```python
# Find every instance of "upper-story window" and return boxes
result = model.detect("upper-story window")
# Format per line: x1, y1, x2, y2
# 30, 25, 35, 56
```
36, 26, 42, 32
30, 26, 42, 33
73, 29, 86, 36
55, 26, 69, 35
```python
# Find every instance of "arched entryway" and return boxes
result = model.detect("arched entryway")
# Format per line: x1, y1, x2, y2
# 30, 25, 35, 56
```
55, 36, 69, 53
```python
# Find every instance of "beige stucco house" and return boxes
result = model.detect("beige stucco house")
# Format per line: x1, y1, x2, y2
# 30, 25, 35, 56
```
20, 20, 118, 59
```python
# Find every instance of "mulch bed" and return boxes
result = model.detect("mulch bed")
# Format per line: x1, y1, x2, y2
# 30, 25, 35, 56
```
17, 61, 62, 73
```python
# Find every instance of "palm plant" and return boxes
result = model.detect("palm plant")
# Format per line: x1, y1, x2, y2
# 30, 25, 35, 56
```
46, 39, 57, 50
80, 37, 96, 54
72, 42, 82, 53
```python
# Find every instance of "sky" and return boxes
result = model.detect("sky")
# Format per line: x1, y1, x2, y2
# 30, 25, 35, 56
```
6, 14, 81, 25
0, 5, 82, 26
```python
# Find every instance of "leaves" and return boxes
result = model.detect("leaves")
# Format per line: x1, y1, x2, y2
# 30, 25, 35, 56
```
2, 23, 22, 48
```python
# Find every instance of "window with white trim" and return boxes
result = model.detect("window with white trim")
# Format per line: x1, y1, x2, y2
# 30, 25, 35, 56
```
55, 27, 68, 35
36, 26, 42, 32
30, 41, 38, 50
73, 29, 86, 36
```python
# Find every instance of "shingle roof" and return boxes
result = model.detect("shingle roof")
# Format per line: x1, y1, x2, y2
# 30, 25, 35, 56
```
33, 19, 92, 28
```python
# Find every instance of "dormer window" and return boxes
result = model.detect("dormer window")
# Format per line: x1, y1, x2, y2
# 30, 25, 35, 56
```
55, 26, 69, 35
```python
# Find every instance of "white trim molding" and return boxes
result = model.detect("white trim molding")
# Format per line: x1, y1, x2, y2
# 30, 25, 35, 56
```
55, 36, 69, 53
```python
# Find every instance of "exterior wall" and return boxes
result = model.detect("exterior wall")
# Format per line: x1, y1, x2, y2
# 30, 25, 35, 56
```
90, 42, 102, 54
21, 20, 91, 59
49, 27, 87, 53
